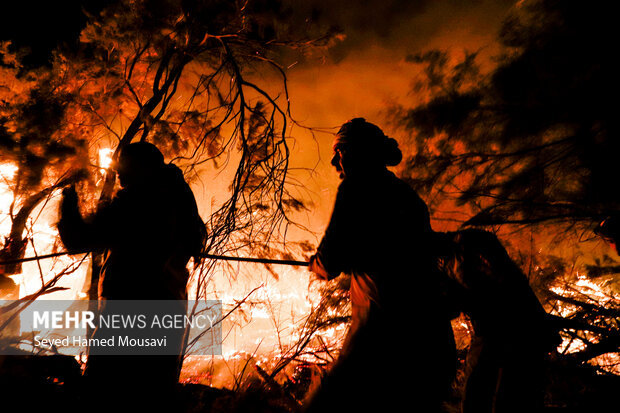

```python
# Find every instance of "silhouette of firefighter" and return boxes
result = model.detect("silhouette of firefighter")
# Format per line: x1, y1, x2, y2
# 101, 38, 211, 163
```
306, 118, 457, 412
436, 229, 559, 413
58, 141, 205, 408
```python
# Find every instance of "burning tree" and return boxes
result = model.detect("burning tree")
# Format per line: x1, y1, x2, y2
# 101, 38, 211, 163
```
0, 43, 91, 295
395, 0, 618, 228
1, 0, 331, 297
390, 0, 620, 405
0, 0, 344, 395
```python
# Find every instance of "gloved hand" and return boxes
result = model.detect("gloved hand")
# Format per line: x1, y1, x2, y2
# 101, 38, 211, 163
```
308, 254, 330, 281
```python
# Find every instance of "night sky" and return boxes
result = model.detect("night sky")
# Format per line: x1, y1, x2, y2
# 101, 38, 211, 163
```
0, 1, 113, 66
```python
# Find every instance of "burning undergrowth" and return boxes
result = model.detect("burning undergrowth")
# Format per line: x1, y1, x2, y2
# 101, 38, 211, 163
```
2, 244, 620, 412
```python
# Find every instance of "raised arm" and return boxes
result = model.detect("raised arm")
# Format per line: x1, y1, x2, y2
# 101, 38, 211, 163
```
57, 186, 118, 252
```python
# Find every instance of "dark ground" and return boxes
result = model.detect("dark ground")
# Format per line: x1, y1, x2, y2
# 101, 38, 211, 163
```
0, 352, 619, 412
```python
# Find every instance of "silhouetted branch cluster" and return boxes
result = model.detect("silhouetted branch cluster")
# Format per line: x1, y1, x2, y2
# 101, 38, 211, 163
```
393, 0, 619, 229
524, 252, 620, 375
1, 0, 326, 300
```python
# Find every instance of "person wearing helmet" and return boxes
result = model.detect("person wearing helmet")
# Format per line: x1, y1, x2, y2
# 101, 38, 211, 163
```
306, 118, 457, 412
58, 141, 205, 408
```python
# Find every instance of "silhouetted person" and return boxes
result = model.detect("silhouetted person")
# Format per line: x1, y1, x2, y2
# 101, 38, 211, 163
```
305, 118, 457, 412
436, 229, 558, 413
58, 142, 205, 409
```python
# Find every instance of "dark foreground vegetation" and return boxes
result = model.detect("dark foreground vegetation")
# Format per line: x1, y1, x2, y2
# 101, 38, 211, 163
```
1, 349, 619, 412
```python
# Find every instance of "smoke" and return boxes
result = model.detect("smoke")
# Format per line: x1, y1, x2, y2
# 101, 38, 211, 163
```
282, 0, 513, 62
282, 0, 516, 180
